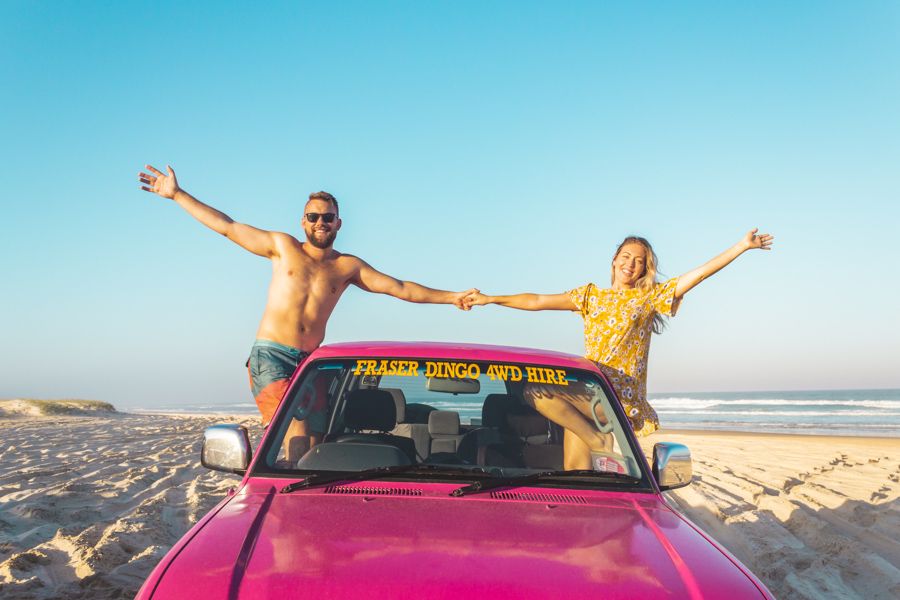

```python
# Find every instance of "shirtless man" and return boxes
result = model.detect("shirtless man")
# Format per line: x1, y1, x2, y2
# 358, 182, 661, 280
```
138, 164, 474, 447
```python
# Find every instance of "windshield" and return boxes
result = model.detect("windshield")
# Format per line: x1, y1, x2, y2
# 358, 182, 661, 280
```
254, 357, 649, 488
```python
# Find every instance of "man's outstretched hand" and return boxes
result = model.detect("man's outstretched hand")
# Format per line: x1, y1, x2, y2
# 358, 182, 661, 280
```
139, 164, 179, 199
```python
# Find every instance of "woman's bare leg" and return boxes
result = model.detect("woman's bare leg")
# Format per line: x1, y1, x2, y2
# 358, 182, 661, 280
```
563, 430, 591, 470
524, 387, 613, 453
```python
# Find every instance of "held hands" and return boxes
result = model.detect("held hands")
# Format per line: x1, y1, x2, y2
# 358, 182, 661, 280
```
452, 288, 481, 311
138, 164, 180, 199
740, 228, 774, 252
461, 290, 490, 310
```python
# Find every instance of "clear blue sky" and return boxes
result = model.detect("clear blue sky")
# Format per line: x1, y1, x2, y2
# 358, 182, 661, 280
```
2, 1, 898, 409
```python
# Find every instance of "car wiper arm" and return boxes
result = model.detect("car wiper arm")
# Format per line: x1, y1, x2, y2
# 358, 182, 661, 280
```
281, 464, 487, 493
449, 469, 641, 497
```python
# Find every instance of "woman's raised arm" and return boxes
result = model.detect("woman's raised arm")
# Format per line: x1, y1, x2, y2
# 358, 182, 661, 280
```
675, 228, 774, 299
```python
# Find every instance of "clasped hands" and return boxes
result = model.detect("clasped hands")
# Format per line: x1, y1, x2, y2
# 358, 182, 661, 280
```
453, 290, 489, 311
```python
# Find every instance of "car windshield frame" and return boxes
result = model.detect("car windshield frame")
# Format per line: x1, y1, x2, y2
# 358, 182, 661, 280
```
249, 355, 654, 492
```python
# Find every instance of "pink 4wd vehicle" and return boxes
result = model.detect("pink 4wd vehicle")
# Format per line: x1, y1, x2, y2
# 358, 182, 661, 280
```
136, 342, 773, 599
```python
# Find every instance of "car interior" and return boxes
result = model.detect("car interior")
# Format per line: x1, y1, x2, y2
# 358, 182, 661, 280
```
265, 359, 635, 476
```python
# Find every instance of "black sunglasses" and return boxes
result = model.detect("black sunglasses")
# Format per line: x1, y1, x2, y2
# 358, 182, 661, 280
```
305, 212, 337, 224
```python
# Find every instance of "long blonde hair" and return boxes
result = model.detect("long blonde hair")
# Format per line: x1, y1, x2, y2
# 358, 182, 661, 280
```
609, 236, 667, 334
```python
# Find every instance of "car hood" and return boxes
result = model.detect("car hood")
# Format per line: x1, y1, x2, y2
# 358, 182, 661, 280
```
149, 480, 766, 599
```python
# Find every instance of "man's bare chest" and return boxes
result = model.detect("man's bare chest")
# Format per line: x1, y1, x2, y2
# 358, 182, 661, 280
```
273, 257, 350, 294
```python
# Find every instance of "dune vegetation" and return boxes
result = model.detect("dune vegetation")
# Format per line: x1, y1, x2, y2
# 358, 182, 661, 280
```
0, 399, 117, 417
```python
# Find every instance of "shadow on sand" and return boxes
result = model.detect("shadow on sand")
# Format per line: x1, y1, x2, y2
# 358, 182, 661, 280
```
666, 490, 899, 599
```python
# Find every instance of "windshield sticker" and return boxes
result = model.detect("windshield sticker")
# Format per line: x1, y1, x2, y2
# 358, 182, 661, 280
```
426, 361, 481, 379
352, 359, 568, 385
592, 455, 628, 475
353, 360, 420, 377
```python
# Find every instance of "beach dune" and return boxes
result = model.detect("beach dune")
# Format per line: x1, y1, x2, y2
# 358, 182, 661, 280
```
0, 405, 897, 599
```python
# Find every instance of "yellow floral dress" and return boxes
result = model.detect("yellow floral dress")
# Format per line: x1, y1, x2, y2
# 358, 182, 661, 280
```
567, 279, 680, 436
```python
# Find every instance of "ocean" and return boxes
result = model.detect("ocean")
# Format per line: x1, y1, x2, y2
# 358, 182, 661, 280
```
141, 389, 900, 438
647, 389, 900, 437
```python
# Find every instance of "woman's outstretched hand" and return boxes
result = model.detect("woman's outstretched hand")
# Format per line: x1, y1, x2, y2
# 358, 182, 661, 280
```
138, 164, 180, 199
741, 228, 775, 251
675, 227, 776, 299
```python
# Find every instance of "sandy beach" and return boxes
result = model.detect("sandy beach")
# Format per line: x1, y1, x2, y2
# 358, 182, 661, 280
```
642, 430, 900, 599
0, 406, 261, 600
0, 404, 897, 599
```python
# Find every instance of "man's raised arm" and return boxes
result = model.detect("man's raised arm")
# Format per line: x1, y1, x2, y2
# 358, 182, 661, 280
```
138, 164, 277, 258
350, 257, 476, 310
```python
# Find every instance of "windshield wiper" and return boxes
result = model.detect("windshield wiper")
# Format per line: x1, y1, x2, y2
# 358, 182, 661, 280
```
449, 469, 641, 497
281, 464, 489, 493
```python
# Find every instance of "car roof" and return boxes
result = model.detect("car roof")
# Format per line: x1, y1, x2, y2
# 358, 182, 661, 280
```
309, 341, 598, 371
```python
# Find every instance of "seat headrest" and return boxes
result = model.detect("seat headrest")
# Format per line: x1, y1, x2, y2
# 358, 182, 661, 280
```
428, 410, 460, 436
380, 388, 407, 423
507, 413, 548, 439
344, 389, 397, 432
405, 403, 436, 424
482, 393, 515, 429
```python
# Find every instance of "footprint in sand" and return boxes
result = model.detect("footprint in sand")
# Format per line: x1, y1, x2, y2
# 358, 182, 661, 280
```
791, 558, 812, 572
782, 477, 804, 494
829, 453, 851, 468
7, 549, 52, 571
869, 485, 891, 502
852, 504, 878, 526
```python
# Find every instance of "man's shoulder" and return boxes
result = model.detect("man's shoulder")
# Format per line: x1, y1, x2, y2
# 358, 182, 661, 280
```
332, 251, 366, 270
271, 231, 302, 247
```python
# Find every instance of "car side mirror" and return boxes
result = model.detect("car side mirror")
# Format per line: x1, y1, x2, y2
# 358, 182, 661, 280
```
202, 424, 251, 475
652, 442, 692, 490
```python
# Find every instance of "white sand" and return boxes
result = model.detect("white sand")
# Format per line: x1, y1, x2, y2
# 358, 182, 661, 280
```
0, 409, 897, 599
642, 429, 900, 599
0, 411, 260, 599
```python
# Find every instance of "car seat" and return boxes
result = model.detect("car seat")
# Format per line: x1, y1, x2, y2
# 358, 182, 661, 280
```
383, 388, 431, 461
457, 394, 522, 466
428, 411, 464, 455
325, 389, 418, 462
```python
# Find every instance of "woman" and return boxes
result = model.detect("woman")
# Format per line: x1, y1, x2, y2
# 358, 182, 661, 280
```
464, 228, 774, 470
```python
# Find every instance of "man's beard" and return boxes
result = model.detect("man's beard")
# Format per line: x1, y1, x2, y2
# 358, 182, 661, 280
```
307, 229, 337, 249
